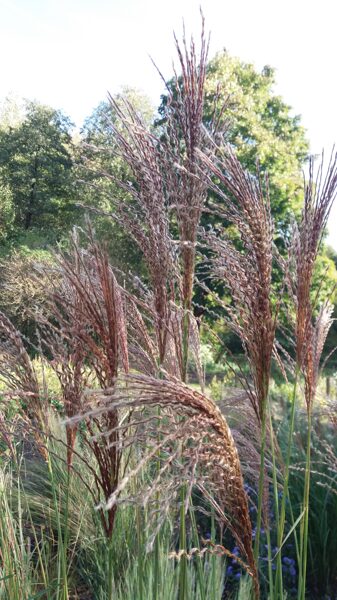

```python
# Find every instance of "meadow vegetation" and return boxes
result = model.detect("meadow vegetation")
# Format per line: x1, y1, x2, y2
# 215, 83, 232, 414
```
0, 19, 337, 600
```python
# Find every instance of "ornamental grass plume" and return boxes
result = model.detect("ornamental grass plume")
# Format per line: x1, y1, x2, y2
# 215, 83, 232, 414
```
84, 372, 258, 596
161, 16, 210, 319
305, 301, 334, 408
84, 19, 225, 381
50, 230, 129, 387
41, 231, 129, 537
99, 95, 178, 366
196, 145, 276, 574
0, 312, 48, 458
283, 153, 337, 600
288, 153, 337, 408
157, 17, 228, 381
198, 146, 275, 422
37, 313, 90, 468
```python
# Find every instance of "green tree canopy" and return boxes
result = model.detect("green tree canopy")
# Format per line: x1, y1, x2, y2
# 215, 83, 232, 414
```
82, 87, 155, 144
0, 101, 75, 239
0, 95, 25, 132
207, 53, 308, 226
0, 182, 14, 240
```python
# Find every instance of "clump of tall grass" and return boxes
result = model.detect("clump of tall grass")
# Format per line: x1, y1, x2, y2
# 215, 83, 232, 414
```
275, 404, 337, 599
0, 415, 231, 600
274, 154, 337, 600
83, 19, 257, 598
0, 17, 336, 600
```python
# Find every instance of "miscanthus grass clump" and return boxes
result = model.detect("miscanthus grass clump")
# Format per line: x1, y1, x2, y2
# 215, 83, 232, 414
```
0, 17, 336, 600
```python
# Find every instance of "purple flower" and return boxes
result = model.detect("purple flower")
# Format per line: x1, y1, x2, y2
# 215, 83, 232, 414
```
289, 566, 296, 578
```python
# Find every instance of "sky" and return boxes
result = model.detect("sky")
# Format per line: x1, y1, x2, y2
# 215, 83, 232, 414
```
0, 0, 336, 247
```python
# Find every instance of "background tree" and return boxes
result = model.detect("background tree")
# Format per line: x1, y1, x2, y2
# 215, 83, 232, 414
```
204, 51, 309, 229
0, 182, 14, 240
0, 101, 76, 241
0, 94, 25, 132
0, 101, 77, 339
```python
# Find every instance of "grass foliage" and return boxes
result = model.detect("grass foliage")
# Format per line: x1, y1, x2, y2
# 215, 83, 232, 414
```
0, 17, 336, 600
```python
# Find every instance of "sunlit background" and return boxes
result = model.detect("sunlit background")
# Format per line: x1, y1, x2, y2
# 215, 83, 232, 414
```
1, 0, 336, 246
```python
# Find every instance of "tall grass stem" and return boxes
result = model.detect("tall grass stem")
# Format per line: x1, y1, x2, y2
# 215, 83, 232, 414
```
253, 397, 268, 568
276, 369, 299, 597
298, 409, 312, 600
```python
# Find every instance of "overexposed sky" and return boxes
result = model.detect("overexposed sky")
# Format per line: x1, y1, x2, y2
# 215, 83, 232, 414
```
0, 0, 336, 247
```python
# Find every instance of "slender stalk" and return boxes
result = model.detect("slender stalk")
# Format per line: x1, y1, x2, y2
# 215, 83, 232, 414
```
268, 404, 279, 599
288, 500, 301, 575
153, 494, 161, 600
47, 453, 69, 600
178, 484, 188, 600
266, 527, 274, 600
297, 503, 304, 599
276, 369, 299, 597
182, 307, 190, 384
298, 408, 312, 600
136, 506, 144, 600
108, 536, 114, 600
63, 468, 70, 581
179, 303, 190, 600
254, 398, 268, 566
211, 507, 217, 600
153, 395, 162, 599
189, 500, 206, 600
